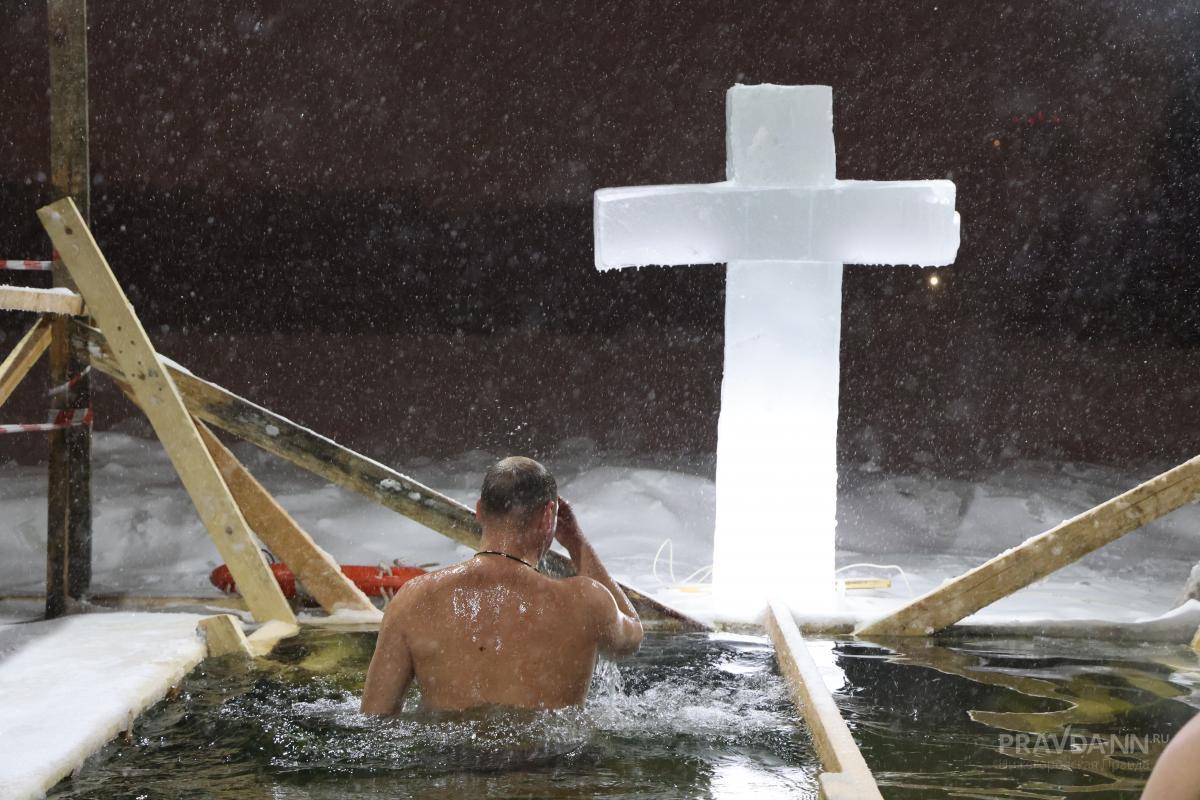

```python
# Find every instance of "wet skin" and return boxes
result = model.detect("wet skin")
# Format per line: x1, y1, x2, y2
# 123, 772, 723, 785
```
361, 499, 643, 714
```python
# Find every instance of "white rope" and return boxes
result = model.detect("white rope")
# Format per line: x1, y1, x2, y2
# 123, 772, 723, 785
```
652, 538, 713, 589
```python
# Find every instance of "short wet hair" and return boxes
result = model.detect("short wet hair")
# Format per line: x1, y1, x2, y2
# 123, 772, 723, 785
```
479, 456, 557, 521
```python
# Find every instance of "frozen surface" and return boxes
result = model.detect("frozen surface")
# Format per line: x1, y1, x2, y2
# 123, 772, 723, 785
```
1, 433, 1197, 629
595, 84, 961, 616
0, 611, 206, 800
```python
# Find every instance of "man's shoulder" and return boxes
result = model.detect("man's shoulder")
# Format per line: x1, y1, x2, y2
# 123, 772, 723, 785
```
558, 575, 615, 612
386, 563, 466, 608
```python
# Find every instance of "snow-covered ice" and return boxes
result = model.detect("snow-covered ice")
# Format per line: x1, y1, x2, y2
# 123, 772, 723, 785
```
1, 432, 1196, 631
594, 84, 962, 617
0, 612, 206, 800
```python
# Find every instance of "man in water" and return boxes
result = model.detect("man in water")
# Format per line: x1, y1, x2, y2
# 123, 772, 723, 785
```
361, 456, 643, 715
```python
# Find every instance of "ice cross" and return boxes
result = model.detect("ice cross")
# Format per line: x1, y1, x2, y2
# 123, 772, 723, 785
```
594, 84, 960, 619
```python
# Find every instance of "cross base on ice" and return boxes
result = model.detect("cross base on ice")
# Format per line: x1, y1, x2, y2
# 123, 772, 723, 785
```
594, 84, 960, 619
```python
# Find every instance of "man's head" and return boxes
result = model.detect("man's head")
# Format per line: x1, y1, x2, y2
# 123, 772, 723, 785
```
476, 457, 559, 554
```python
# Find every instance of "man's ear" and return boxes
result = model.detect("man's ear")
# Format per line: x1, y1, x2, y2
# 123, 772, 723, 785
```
475, 499, 483, 520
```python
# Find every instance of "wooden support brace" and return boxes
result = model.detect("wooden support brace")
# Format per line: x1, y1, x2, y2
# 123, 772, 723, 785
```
38, 197, 295, 626
198, 615, 298, 659
198, 614, 253, 658
247, 620, 301, 657
196, 420, 378, 618
766, 600, 884, 800
0, 315, 53, 409
857, 454, 1200, 637
73, 321, 709, 631
0, 286, 83, 316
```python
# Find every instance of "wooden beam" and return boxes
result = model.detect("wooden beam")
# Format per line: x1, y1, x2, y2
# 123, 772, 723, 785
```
0, 315, 53, 410
857, 454, 1200, 637
46, 0, 94, 620
38, 198, 295, 625
196, 420, 379, 617
0, 286, 83, 316
766, 600, 883, 800
197, 614, 253, 658
246, 620, 300, 657
73, 322, 710, 631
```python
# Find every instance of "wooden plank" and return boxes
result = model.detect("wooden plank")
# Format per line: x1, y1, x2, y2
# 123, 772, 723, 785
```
0, 286, 83, 316
246, 620, 300, 657
38, 198, 295, 625
857, 454, 1200, 637
196, 420, 379, 617
46, 0, 94, 619
73, 321, 710, 631
198, 614, 299, 660
766, 600, 884, 800
197, 614, 253, 658
0, 315, 52, 410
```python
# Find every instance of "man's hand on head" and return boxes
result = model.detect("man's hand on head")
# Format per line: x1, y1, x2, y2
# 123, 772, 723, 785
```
555, 497, 585, 551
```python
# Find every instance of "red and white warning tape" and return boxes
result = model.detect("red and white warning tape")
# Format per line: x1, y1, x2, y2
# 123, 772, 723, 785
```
2, 251, 58, 271
1, 260, 53, 271
46, 367, 91, 398
0, 408, 92, 435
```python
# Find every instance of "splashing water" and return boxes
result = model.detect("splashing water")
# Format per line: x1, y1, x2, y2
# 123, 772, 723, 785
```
49, 631, 818, 799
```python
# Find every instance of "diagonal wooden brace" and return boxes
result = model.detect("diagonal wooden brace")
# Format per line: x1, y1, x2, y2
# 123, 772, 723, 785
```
38, 197, 295, 625
857, 454, 1200, 637
72, 322, 710, 631
196, 420, 378, 617
0, 315, 53, 410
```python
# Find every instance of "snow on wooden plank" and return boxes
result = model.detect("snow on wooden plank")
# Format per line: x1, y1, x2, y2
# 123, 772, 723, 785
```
0, 286, 83, 316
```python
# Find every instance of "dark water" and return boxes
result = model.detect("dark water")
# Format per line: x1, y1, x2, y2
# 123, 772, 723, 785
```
832, 636, 1199, 799
48, 631, 818, 799
46, 630, 1200, 799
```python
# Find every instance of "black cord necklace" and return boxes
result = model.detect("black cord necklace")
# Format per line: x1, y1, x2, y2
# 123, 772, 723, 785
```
472, 546, 540, 573
475, 550, 539, 571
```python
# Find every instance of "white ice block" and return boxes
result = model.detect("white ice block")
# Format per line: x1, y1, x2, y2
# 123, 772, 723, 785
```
594, 180, 959, 269
711, 260, 843, 618
592, 83, 961, 620
726, 84, 835, 186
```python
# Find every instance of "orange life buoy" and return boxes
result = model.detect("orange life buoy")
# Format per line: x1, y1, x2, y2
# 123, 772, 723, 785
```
209, 562, 426, 600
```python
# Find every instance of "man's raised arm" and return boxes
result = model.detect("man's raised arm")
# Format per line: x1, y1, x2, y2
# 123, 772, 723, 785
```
556, 498, 644, 656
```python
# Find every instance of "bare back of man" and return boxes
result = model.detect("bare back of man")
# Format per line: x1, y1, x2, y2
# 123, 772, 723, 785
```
362, 458, 642, 715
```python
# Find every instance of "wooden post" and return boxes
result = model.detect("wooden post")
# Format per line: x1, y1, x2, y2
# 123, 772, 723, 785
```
0, 316, 53, 410
197, 614, 253, 658
72, 321, 711, 631
857, 454, 1200, 637
39, 198, 296, 625
765, 600, 883, 799
46, 0, 93, 617
196, 421, 378, 617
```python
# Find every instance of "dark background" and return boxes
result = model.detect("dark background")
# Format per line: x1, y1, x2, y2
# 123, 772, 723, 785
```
1, 0, 1197, 473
